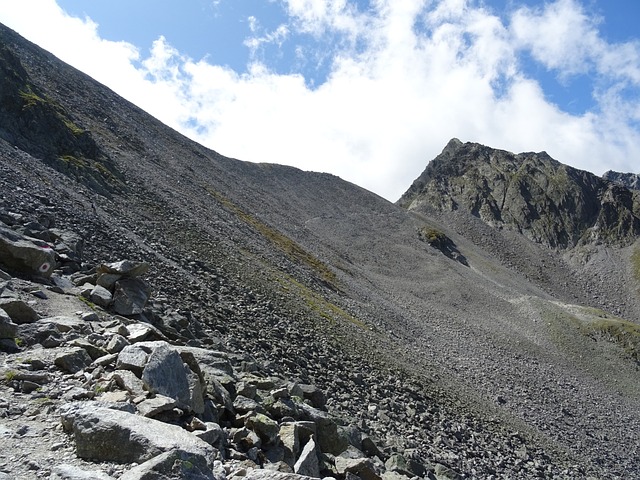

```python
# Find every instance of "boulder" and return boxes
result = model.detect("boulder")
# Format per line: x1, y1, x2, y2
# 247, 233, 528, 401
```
118, 448, 216, 480
0, 223, 56, 277
299, 404, 348, 456
112, 278, 151, 316
293, 435, 320, 478
116, 344, 149, 377
279, 423, 300, 467
98, 260, 149, 277
0, 307, 17, 338
60, 403, 216, 465
246, 413, 280, 445
0, 298, 39, 324
55, 348, 92, 374
242, 471, 319, 480
50, 464, 114, 480
88, 285, 112, 308
335, 457, 381, 480
142, 343, 203, 413
137, 395, 177, 417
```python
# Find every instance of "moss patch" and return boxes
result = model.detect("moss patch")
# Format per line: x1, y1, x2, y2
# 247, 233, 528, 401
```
631, 245, 640, 283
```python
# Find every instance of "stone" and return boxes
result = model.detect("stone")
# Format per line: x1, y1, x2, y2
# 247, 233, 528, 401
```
88, 285, 112, 308
194, 422, 225, 450
243, 471, 319, 480
96, 273, 121, 290
118, 448, 216, 480
137, 394, 177, 417
142, 343, 200, 412
434, 463, 462, 480
116, 344, 149, 377
234, 394, 262, 414
0, 307, 17, 338
60, 403, 216, 465
246, 413, 280, 445
70, 338, 109, 360
385, 454, 412, 477
300, 404, 348, 456
98, 391, 131, 404
0, 298, 39, 324
113, 369, 147, 396
54, 348, 92, 374
335, 457, 381, 480
0, 337, 20, 353
112, 278, 151, 316
50, 464, 114, 480
106, 333, 129, 353
125, 323, 155, 343
98, 260, 149, 278
0, 223, 56, 277
294, 435, 320, 478
279, 423, 300, 467
298, 384, 326, 409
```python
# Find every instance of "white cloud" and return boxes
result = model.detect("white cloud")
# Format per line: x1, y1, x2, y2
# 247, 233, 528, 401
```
1, 0, 639, 201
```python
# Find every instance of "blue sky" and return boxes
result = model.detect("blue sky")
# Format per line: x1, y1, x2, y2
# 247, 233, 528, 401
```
1, 0, 640, 200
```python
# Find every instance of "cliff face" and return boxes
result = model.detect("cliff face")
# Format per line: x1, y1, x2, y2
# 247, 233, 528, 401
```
398, 139, 640, 248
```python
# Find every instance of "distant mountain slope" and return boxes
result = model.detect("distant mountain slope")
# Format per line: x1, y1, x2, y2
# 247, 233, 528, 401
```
398, 138, 640, 249
2, 22, 640, 479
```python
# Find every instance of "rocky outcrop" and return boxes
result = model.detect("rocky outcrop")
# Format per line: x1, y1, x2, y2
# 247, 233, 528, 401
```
604, 170, 640, 191
399, 139, 640, 248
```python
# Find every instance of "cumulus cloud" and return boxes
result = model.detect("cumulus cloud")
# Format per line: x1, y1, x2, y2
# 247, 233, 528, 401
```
1, 0, 639, 200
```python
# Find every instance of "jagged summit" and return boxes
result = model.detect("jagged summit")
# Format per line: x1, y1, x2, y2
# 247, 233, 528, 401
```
604, 170, 640, 191
399, 139, 640, 249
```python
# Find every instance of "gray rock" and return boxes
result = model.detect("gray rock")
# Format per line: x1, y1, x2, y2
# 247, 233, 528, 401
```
243, 471, 319, 480
96, 272, 121, 291
119, 448, 217, 480
246, 413, 280, 445
279, 423, 300, 467
0, 298, 39, 324
299, 403, 348, 456
137, 394, 177, 417
0, 223, 56, 277
116, 344, 149, 377
335, 457, 381, 480
112, 278, 151, 316
106, 333, 129, 353
0, 307, 17, 338
298, 384, 326, 409
50, 464, 114, 480
88, 285, 112, 308
70, 338, 109, 360
55, 348, 92, 373
142, 343, 200, 412
113, 369, 147, 396
385, 454, 412, 477
60, 403, 216, 465
194, 422, 225, 450
434, 463, 462, 480
293, 435, 320, 478
98, 260, 150, 277
234, 394, 262, 414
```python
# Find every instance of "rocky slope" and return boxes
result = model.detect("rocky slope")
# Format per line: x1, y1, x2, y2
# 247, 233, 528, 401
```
1, 23, 640, 479
604, 170, 640, 191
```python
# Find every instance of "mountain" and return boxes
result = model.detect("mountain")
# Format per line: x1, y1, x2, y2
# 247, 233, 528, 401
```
604, 170, 640, 191
1, 23, 640, 479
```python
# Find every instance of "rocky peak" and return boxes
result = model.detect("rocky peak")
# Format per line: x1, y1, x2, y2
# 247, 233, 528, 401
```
604, 170, 640, 191
398, 139, 640, 249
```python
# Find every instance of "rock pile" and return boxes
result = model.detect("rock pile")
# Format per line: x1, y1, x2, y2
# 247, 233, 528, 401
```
0, 219, 426, 480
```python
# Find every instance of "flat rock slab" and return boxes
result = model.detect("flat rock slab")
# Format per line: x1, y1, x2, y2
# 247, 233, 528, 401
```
60, 403, 216, 465
243, 470, 320, 480
50, 464, 115, 480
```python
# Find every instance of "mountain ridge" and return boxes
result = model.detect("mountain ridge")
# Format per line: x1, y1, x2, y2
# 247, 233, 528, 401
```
1, 22, 640, 479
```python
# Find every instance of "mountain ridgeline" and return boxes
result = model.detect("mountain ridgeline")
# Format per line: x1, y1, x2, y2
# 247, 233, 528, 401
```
1, 22, 640, 479
398, 138, 640, 249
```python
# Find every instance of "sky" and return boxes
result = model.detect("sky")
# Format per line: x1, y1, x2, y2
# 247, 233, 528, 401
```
1, 0, 640, 201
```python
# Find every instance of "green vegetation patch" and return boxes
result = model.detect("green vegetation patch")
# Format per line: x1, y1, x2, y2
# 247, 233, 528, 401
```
419, 226, 448, 249
585, 317, 640, 363
205, 186, 338, 288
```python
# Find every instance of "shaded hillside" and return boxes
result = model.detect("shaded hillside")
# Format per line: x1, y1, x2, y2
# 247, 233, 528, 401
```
1, 23, 640, 479
398, 138, 640, 249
